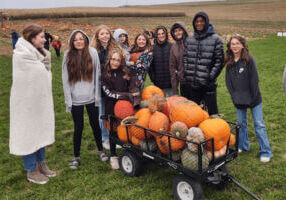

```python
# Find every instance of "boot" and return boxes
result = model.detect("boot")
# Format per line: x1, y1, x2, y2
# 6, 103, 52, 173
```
38, 162, 56, 177
27, 166, 49, 184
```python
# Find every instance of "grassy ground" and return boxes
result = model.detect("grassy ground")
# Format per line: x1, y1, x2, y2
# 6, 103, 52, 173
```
0, 33, 286, 199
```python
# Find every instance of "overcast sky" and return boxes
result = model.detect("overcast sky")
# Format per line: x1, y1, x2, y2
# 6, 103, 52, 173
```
2, 0, 217, 9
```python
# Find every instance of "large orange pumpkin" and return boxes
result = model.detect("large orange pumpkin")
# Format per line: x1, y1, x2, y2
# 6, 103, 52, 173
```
117, 125, 132, 143
142, 85, 164, 100
114, 100, 135, 119
148, 111, 169, 136
199, 118, 231, 151
130, 108, 152, 140
169, 102, 205, 128
162, 96, 188, 116
156, 136, 186, 154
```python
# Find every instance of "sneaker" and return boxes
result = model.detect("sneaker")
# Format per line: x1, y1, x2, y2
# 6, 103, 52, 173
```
110, 156, 119, 170
260, 157, 271, 163
102, 140, 110, 150
99, 151, 109, 162
116, 144, 122, 149
27, 168, 49, 184
69, 158, 80, 169
238, 149, 243, 153
38, 162, 56, 177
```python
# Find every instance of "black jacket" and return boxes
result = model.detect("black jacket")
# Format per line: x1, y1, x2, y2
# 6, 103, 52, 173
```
225, 56, 262, 109
102, 68, 134, 115
149, 26, 172, 89
183, 12, 224, 89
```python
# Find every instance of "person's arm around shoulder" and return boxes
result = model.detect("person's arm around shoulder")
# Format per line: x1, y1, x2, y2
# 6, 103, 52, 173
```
62, 51, 73, 112
209, 35, 224, 81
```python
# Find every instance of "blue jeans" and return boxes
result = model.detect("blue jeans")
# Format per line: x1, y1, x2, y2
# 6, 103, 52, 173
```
236, 103, 272, 158
22, 147, 45, 171
99, 99, 109, 142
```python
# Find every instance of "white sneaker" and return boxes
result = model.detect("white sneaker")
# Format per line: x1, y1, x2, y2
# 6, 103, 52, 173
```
260, 157, 271, 163
116, 144, 122, 149
238, 149, 243, 153
110, 156, 119, 170
102, 140, 110, 150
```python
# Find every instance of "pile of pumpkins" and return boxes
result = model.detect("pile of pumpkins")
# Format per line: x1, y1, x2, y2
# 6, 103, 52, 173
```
114, 86, 236, 171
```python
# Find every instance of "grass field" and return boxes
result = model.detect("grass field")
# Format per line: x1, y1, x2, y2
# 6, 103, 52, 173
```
0, 34, 286, 199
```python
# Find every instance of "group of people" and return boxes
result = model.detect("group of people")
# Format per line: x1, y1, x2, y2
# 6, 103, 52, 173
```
9, 11, 273, 185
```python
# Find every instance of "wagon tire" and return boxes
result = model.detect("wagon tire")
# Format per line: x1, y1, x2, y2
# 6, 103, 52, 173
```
173, 175, 203, 200
119, 150, 142, 177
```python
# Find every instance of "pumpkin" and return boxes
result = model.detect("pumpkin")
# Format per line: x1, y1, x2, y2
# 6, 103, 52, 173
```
130, 108, 152, 140
148, 111, 169, 136
186, 127, 205, 152
156, 135, 185, 154
117, 125, 132, 143
169, 102, 205, 128
140, 139, 158, 152
181, 148, 209, 171
142, 85, 164, 100
229, 133, 236, 147
206, 145, 227, 160
114, 100, 135, 119
162, 96, 188, 116
202, 110, 210, 121
148, 94, 166, 113
139, 100, 149, 108
131, 136, 141, 146
199, 118, 231, 151
170, 121, 188, 138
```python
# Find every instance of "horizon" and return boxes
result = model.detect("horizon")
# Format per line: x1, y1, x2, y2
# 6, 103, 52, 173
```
1, 0, 219, 9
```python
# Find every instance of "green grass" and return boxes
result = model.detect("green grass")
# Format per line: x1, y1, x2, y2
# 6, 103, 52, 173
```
1, 36, 286, 200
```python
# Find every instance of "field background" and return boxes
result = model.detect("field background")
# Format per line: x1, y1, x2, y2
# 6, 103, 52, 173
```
1, 0, 286, 199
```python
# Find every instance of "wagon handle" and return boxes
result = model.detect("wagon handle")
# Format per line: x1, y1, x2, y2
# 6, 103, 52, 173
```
228, 175, 261, 200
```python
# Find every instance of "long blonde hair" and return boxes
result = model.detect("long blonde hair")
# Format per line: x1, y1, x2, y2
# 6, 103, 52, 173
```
91, 25, 121, 53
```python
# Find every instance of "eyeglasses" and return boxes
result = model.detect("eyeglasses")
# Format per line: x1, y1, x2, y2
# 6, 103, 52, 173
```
110, 58, 121, 63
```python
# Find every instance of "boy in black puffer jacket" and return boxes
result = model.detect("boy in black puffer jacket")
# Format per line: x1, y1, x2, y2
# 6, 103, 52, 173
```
183, 12, 224, 115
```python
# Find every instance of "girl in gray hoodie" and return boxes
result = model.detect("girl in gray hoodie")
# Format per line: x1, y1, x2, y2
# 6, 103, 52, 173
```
62, 30, 108, 169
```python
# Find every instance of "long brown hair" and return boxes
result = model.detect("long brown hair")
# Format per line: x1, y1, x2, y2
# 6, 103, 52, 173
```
67, 31, 93, 83
22, 24, 46, 56
225, 35, 250, 68
130, 32, 151, 53
105, 50, 130, 80
91, 25, 121, 53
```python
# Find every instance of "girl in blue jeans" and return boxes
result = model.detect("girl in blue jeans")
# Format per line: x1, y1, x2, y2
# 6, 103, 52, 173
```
225, 35, 272, 162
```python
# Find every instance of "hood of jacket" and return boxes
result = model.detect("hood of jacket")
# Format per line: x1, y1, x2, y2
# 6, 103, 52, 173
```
170, 21, 188, 42
67, 30, 90, 45
113, 28, 128, 44
153, 25, 169, 45
192, 12, 215, 40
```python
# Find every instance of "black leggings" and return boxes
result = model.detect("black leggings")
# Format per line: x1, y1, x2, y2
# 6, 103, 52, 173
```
71, 103, 103, 157
180, 84, 219, 115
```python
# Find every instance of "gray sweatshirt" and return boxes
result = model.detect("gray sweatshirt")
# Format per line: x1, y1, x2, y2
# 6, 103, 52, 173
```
62, 46, 101, 112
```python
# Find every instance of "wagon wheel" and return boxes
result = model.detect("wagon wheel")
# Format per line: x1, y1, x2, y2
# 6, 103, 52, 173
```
173, 175, 203, 200
119, 150, 142, 177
